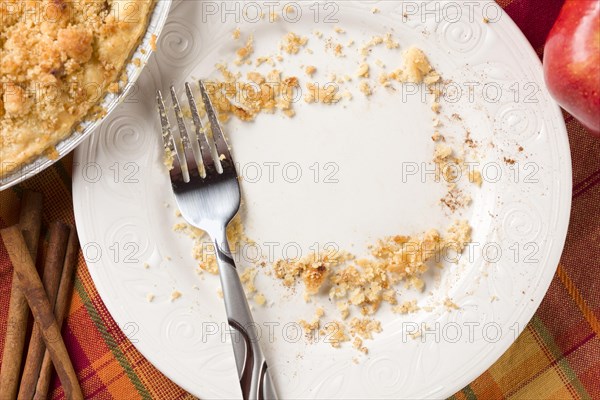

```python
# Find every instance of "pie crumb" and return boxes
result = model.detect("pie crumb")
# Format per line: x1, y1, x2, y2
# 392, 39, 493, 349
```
281, 32, 308, 54
393, 300, 420, 314
432, 131, 444, 142
337, 301, 350, 320
170, 291, 182, 301
352, 337, 368, 354
469, 170, 483, 187
444, 298, 460, 310
305, 65, 317, 77
323, 321, 349, 348
236, 35, 254, 63
150, 34, 158, 51
356, 63, 370, 78
401, 47, 433, 83
283, 4, 296, 14
359, 81, 372, 96
254, 293, 266, 306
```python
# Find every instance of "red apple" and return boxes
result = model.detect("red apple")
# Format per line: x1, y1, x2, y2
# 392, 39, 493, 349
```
543, 0, 600, 136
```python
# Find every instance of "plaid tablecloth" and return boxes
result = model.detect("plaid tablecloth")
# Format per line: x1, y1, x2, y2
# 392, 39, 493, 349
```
1, 0, 599, 399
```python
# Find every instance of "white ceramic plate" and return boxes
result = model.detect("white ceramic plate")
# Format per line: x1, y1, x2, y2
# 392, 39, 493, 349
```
73, 1, 571, 398
0, 0, 172, 191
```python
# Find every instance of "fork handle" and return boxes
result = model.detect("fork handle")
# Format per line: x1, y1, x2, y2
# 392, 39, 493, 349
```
213, 234, 278, 400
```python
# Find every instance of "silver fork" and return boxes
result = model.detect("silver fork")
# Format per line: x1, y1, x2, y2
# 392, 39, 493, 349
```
157, 81, 278, 400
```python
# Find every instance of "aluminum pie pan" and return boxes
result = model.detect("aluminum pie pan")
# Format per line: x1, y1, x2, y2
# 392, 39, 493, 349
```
0, 0, 172, 191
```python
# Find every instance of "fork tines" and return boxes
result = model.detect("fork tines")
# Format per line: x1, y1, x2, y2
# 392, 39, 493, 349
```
156, 81, 234, 184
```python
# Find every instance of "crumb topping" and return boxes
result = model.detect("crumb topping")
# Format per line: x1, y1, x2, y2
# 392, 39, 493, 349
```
281, 32, 308, 54
305, 65, 317, 77
236, 35, 254, 65
170, 291, 182, 301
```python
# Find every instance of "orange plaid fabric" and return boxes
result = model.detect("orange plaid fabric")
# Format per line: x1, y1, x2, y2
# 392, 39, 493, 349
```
1, 0, 599, 399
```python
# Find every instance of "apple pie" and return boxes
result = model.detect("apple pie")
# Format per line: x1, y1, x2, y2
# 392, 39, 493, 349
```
0, 0, 155, 177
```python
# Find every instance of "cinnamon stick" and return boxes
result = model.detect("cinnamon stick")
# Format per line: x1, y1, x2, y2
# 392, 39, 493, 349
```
1, 227, 83, 400
0, 190, 43, 400
33, 228, 80, 400
18, 190, 44, 258
18, 222, 71, 400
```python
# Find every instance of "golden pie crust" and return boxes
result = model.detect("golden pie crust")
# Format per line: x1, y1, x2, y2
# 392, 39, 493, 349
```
0, 0, 155, 177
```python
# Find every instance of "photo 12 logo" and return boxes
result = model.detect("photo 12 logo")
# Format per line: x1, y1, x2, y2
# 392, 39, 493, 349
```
172, 320, 527, 346
0, 1, 145, 24
201, 1, 340, 24
400, 1, 504, 24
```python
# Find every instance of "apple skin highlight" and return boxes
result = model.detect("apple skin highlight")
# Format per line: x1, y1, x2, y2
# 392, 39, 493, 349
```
544, 0, 600, 136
